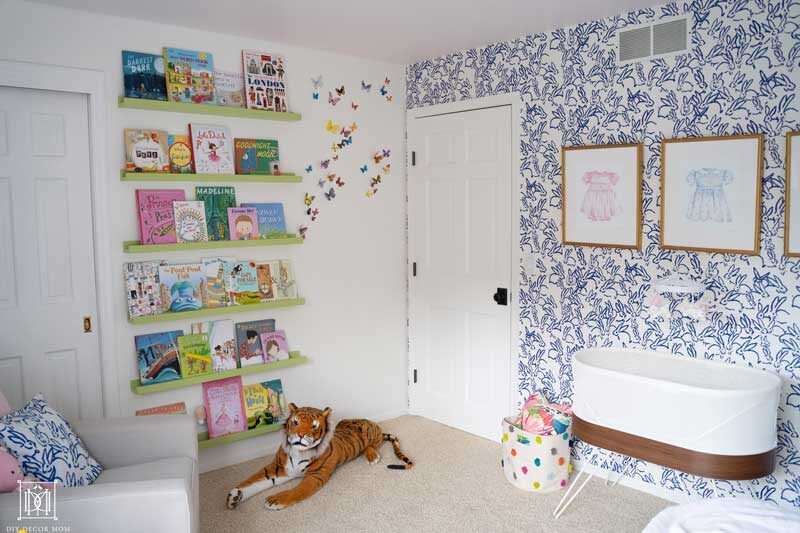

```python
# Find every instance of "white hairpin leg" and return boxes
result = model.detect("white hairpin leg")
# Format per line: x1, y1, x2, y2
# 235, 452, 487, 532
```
552, 464, 594, 520
605, 455, 633, 487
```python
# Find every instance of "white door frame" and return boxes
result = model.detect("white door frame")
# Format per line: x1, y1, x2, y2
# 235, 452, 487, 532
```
0, 59, 119, 417
407, 93, 522, 420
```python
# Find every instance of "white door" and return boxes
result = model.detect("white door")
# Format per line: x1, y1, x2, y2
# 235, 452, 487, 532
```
409, 105, 513, 441
0, 86, 104, 420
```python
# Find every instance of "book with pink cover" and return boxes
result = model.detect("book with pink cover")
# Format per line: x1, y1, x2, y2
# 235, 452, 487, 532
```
136, 189, 185, 244
259, 329, 290, 363
203, 376, 247, 439
227, 207, 258, 240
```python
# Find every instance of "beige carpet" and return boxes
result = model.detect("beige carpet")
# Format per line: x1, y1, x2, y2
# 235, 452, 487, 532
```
200, 416, 671, 532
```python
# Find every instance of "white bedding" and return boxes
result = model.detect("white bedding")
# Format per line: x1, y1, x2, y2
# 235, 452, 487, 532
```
643, 499, 800, 533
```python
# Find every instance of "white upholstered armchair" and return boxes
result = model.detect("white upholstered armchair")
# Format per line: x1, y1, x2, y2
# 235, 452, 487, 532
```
0, 413, 199, 533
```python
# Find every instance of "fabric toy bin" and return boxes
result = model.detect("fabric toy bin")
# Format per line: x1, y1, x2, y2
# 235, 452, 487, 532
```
501, 416, 572, 493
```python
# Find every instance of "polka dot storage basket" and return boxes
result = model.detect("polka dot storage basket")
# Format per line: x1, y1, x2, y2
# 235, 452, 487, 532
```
501, 416, 573, 493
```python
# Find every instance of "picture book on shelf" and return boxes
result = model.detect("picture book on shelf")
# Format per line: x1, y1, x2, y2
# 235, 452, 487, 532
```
159, 262, 206, 313
214, 69, 244, 108
189, 123, 235, 175
135, 402, 187, 416
242, 50, 288, 112
203, 376, 247, 439
203, 257, 231, 308
195, 186, 236, 240
136, 189, 185, 245
163, 47, 215, 104
222, 261, 260, 305
260, 329, 290, 363
241, 203, 286, 238
234, 139, 280, 175
135, 330, 182, 385
173, 200, 209, 243
125, 129, 170, 172
124, 260, 164, 318
255, 263, 274, 301
178, 332, 212, 378
168, 134, 193, 174
191, 319, 237, 372
122, 51, 166, 101
269, 259, 297, 300
243, 379, 287, 429
235, 319, 275, 367
227, 207, 259, 240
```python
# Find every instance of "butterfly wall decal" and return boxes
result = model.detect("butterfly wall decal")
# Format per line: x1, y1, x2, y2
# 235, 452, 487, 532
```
332, 153, 339, 160
366, 189, 376, 198
327, 173, 336, 182
304, 193, 315, 206
305, 164, 313, 173
335, 85, 345, 96
336, 177, 345, 187
328, 92, 341, 106
311, 76, 323, 89
320, 159, 331, 169
380, 85, 388, 96
371, 175, 382, 187
325, 120, 340, 134
318, 178, 326, 188
340, 127, 352, 137
349, 122, 358, 132
360, 165, 368, 173
386, 95, 393, 103
298, 225, 308, 239
351, 101, 359, 110
312, 92, 319, 100
311, 208, 319, 221
373, 153, 384, 164
324, 188, 336, 201
382, 164, 391, 174
382, 149, 391, 158
384, 77, 390, 85
361, 80, 372, 92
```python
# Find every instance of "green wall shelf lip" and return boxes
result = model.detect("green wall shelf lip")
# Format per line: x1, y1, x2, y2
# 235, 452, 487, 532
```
123, 235, 303, 253
118, 96, 302, 122
128, 297, 305, 325
119, 169, 302, 183
130, 352, 307, 395
197, 422, 283, 450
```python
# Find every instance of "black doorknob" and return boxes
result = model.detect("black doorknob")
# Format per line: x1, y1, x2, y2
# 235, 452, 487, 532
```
493, 288, 508, 306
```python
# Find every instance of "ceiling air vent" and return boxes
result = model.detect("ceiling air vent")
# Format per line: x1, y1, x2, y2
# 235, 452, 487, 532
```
618, 16, 690, 63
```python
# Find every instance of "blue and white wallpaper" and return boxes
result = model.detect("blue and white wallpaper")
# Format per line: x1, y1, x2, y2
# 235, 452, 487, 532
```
407, 0, 800, 507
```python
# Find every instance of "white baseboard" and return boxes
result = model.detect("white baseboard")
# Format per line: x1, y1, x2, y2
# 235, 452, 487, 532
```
199, 407, 410, 474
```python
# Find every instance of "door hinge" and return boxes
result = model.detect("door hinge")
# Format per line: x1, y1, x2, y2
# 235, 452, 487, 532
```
411, 151, 416, 166
413, 369, 418, 384
412, 262, 417, 277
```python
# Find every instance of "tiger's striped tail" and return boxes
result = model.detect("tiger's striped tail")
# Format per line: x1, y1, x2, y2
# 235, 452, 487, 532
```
383, 433, 413, 470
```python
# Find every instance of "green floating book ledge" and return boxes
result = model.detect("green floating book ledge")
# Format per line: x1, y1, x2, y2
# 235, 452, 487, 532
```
128, 297, 305, 325
119, 169, 302, 183
118, 96, 301, 122
123, 235, 303, 253
130, 352, 307, 395
198, 422, 283, 450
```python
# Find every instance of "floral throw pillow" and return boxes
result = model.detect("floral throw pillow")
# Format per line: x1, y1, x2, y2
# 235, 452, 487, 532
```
0, 395, 102, 486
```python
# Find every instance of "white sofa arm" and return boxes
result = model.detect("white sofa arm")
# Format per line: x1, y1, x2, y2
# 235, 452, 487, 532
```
72, 415, 198, 469
0, 479, 191, 533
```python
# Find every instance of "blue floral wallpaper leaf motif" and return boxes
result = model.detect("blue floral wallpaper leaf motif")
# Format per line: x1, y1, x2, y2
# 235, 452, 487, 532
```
407, 0, 800, 507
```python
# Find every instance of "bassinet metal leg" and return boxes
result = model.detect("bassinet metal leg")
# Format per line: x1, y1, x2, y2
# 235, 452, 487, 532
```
553, 464, 594, 520
605, 455, 633, 487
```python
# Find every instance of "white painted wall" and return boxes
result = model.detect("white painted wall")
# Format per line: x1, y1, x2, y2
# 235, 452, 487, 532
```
0, 0, 408, 472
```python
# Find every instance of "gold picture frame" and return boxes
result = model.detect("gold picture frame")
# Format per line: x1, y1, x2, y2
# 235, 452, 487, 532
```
561, 143, 643, 249
785, 131, 800, 257
660, 133, 764, 255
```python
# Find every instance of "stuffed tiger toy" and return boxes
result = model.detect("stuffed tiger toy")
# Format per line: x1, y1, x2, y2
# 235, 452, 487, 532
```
226, 403, 413, 510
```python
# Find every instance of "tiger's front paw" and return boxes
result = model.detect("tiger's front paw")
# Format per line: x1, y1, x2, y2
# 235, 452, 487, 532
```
226, 488, 243, 510
265, 493, 292, 511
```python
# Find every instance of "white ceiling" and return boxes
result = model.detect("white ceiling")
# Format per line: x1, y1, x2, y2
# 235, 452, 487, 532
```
29, 0, 665, 64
